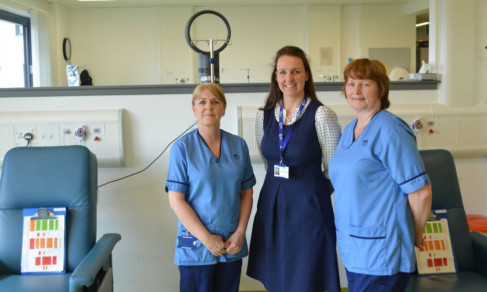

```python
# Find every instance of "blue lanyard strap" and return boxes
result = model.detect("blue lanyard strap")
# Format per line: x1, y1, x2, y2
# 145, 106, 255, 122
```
278, 97, 307, 164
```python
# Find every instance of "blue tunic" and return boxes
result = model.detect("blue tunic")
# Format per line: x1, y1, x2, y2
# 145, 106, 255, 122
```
329, 109, 430, 276
165, 129, 256, 266
247, 101, 340, 292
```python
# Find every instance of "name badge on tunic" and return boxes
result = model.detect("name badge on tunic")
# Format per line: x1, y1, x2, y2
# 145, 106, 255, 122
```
177, 234, 197, 249
274, 164, 289, 179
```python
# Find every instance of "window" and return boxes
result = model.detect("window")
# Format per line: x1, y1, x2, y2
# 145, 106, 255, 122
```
0, 10, 32, 87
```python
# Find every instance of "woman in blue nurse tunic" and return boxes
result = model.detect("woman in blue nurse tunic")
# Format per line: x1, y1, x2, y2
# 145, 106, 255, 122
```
329, 59, 432, 292
166, 82, 256, 292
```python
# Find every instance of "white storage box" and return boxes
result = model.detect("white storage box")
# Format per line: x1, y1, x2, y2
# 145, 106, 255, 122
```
408, 73, 437, 80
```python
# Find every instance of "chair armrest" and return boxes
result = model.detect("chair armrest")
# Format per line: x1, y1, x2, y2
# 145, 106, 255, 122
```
69, 233, 122, 292
471, 231, 487, 276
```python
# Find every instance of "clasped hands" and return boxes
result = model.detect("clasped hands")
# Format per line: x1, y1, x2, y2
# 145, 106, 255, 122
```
203, 232, 244, 256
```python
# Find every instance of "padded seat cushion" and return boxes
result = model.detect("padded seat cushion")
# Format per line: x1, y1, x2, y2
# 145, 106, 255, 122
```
0, 273, 71, 292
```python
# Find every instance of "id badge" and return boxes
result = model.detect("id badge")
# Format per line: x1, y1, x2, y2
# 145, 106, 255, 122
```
274, 164, 289, 179
177, 234, 197, 249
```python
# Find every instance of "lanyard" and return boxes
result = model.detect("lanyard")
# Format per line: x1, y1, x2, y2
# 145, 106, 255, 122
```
278, 97, 307, 164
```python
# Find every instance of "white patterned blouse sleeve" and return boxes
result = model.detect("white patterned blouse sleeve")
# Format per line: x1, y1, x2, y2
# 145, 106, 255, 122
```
315, 105, 341, 179
255, 109, 267, 170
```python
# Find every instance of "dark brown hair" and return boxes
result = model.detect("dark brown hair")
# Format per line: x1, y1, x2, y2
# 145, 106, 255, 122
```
342, 58, 390, 109
261, 46, 322, 110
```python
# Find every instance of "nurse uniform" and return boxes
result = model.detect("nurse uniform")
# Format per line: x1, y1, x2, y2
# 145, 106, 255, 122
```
166, 129, 256, 266
329, 109, 430, 277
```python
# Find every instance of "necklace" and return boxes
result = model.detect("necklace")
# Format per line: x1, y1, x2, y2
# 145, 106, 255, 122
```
285, 115, 293, 124
284, 106, 297, 123
280, 97, 306, 125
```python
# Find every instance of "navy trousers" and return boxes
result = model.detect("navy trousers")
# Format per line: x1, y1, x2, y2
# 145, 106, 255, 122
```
178, 259, 242, 292
346, 270, 411, 292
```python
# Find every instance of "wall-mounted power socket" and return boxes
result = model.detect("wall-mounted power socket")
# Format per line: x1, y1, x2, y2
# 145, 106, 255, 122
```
13, 125, 37, 147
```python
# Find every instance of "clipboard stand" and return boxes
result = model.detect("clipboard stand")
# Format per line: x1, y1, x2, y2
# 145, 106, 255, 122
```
414, 209, 458, 275
21, 206, 67, 274
427, 212, 441, 221
31, 207, 57, 220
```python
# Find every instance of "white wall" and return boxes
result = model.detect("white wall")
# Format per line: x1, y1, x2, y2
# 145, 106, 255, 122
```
199, 5, 308, 84
477, 0, 487, 105
67, 5, 311, 85
456, 159, 487, 215
38, 3, 417, 86
341, 5, 361, 69
160, 6, 194, 84
359, 5, 416, 72
436, 0, 478, 106
69, 7, 162, 86
308, 5, 341, 80
50, 3, 70, 87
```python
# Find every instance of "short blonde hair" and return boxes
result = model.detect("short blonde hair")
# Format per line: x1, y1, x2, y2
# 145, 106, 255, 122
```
191, 83, 227, 106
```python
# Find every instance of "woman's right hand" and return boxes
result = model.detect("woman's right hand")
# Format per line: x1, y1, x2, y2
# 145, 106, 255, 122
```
202, 234, 226, 256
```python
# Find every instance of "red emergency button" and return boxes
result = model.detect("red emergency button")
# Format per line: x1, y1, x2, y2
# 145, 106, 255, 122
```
94, 136, 101, 141
429, 129, 434, 134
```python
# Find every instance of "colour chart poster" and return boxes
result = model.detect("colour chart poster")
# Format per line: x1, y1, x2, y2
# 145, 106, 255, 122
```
21, 207, 66, 274
415, 209, 457, 275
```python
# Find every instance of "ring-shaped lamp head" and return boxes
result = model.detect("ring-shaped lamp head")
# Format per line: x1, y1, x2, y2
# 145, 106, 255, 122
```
185, 10, 231, 83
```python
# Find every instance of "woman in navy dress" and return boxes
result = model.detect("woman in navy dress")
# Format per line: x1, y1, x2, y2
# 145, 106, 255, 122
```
247, 46, 341, 292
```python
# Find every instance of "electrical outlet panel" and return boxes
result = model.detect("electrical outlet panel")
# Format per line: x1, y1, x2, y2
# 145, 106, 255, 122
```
13, 125, 37, 147
36, 125, 60, 147
0, 109, 124, 167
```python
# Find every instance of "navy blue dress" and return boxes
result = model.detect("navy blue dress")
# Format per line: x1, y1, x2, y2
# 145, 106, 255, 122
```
247, 101, 340, 292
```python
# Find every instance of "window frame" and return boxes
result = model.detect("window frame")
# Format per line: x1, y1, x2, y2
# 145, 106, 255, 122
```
0, 9, 33, 87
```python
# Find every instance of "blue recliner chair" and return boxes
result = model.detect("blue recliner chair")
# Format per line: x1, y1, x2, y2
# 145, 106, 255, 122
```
0, 146, 121, 292
407, 149, 487, 291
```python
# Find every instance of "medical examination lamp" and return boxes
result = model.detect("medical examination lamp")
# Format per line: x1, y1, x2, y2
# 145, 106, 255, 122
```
185, 10, 231, 83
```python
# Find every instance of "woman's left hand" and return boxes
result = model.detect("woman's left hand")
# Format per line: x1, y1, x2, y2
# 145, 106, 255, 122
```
224, 230, 244, 255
